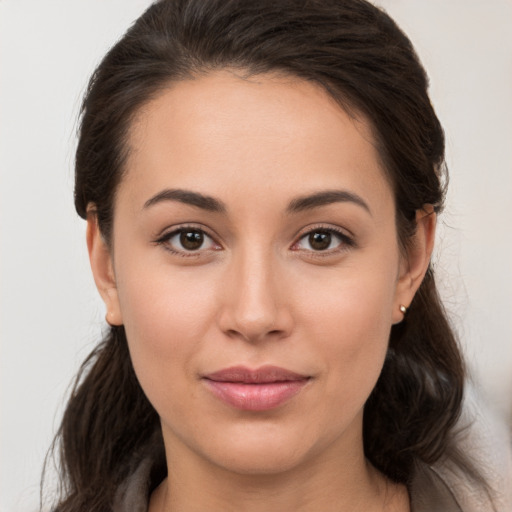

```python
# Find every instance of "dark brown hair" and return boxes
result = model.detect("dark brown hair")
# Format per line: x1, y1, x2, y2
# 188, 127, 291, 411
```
48, 0, 480, 509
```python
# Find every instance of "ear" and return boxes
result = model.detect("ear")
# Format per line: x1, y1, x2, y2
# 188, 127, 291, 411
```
392, 206, 436, 324
86, 208, 123, 326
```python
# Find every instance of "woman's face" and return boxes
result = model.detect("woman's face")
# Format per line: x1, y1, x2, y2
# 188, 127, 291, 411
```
90, 71, 424, 476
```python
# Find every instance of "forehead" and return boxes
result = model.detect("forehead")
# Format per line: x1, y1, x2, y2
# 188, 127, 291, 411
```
121, 70, 393, 214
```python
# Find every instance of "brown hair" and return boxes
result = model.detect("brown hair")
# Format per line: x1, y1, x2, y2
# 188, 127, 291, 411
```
48, 0, 483, 509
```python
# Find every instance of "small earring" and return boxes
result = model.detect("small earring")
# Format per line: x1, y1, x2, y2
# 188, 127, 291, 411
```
399, 304, 408, 315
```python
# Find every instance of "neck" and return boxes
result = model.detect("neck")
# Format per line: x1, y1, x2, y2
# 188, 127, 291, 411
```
149, 434, 409, 512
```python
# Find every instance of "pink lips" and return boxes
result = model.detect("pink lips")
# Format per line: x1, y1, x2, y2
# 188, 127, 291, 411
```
203, 365, 310, 411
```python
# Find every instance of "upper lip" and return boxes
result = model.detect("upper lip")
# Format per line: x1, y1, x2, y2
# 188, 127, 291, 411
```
203, 365, 309, 383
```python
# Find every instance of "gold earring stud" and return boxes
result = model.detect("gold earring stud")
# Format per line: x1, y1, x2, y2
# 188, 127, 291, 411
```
399, 304, 408, 315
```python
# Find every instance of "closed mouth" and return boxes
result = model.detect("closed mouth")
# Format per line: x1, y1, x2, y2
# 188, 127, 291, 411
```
202, 365, 311, 411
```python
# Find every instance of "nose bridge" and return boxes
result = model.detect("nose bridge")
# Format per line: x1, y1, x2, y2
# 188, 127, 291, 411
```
220, 242, 290, 342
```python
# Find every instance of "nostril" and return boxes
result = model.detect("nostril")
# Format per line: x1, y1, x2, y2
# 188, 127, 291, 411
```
223, 326, 288, 343
217, 283, 294, 342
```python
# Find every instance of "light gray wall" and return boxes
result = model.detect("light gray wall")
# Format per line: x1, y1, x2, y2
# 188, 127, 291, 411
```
1, 1, 511, 510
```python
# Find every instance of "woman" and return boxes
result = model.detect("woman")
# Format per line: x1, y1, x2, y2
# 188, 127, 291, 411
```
48, 0, 506, 510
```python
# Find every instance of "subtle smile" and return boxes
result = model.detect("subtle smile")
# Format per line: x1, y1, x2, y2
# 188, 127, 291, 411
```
202, 365, 311, 411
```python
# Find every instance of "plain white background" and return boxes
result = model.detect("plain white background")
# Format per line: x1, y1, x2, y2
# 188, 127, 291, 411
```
1, 1, 511, 510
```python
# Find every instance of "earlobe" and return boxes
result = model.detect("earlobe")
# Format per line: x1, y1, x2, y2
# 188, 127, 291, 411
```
86, 208, 123, 326
393, 206, 436, 324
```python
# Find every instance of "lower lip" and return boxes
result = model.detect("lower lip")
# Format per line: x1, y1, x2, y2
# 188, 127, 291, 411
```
204, 379, 309, 411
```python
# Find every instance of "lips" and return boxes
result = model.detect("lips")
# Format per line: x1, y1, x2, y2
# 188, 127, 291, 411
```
202, 365, 310, 411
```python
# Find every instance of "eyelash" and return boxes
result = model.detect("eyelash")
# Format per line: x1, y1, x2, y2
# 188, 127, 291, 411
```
154, 224, 221, 258
291, 225, 355, 255
154, 224, 355, 257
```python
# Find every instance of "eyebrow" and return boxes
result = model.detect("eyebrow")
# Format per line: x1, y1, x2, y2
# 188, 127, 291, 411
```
143, 187, 371, 216
143, 188, 227, 213
287, 190, 372, 216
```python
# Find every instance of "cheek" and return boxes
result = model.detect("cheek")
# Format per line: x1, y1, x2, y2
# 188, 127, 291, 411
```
114, 259, 218, 406
295, 259, 397, 405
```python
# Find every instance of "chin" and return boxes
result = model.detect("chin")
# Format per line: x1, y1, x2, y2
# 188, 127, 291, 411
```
210, 445, 309, 476
194, 422, 326, 476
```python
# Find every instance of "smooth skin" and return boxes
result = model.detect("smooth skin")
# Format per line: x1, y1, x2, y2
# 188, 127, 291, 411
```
87, 71, 435, 511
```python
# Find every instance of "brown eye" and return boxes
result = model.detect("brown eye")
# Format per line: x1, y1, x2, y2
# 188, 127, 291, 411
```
308, 231, 332, 251
293, 228, 353, 253
159, 227, 219, 254
180, 230, 204, 250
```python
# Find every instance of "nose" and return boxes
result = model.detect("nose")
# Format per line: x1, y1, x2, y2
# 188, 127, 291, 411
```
217, 248, 293, 343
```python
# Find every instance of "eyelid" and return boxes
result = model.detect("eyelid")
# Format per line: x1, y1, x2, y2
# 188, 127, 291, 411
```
154, 223, 222, 256
290, 224, 356, 253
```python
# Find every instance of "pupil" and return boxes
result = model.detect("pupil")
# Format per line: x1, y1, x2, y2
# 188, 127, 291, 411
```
309, 231, 331, 250
180, 230, 203, 250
